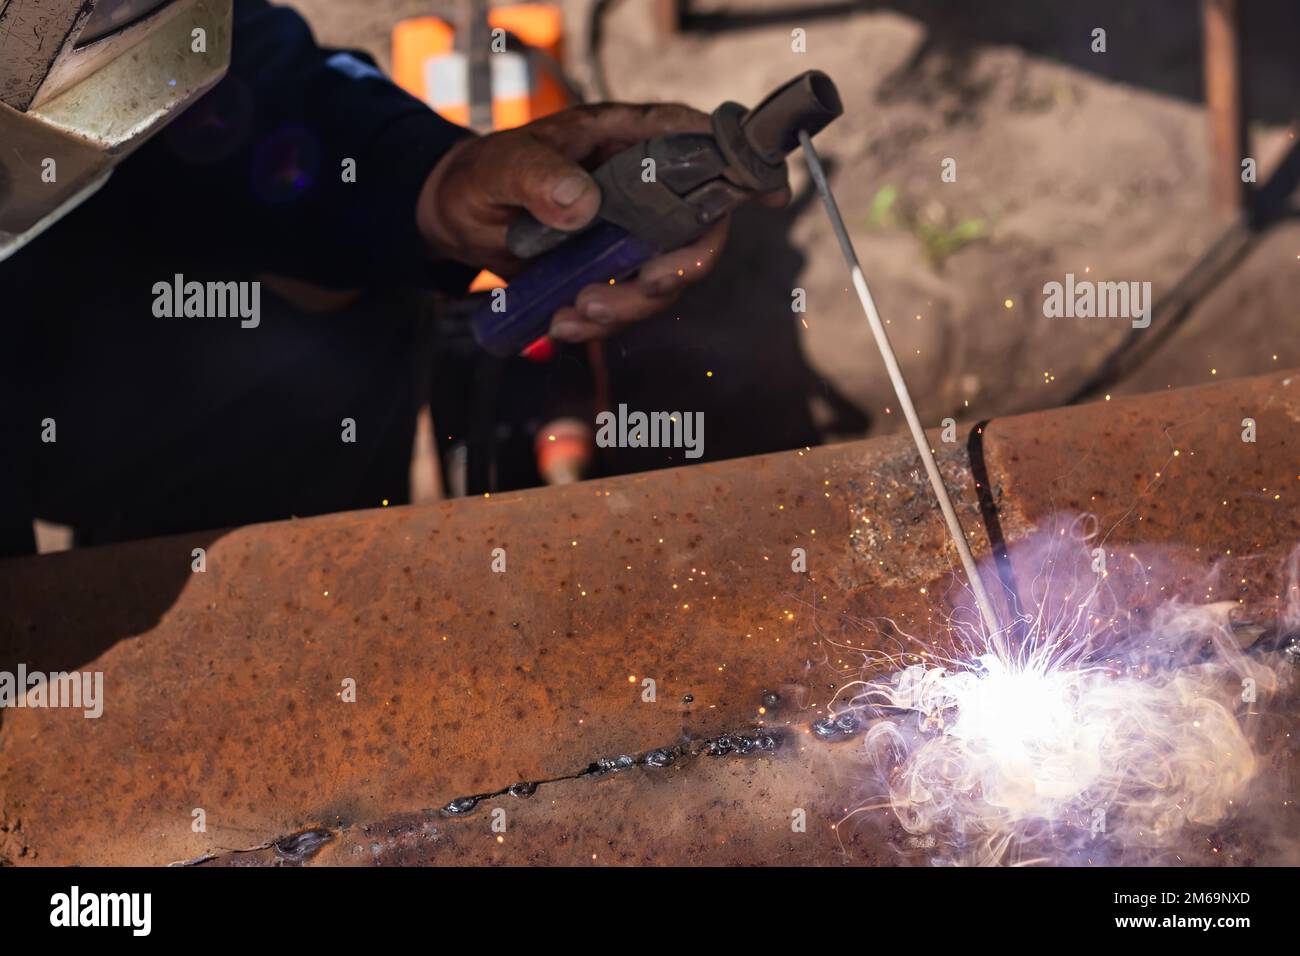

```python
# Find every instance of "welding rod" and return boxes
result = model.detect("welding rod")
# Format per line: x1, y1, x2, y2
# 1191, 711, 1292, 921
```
798, 130, 1002, 637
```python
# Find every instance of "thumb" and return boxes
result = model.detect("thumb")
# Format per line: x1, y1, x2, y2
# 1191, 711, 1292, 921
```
477, 131, 601, 231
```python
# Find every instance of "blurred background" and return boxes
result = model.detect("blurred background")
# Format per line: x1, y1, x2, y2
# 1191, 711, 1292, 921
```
27, 0, 1300, 545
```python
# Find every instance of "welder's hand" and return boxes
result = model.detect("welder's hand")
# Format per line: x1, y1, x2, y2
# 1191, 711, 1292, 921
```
416, 103, 790, 344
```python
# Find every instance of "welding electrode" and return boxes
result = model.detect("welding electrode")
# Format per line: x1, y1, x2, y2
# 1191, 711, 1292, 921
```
798, 130, 1002, 638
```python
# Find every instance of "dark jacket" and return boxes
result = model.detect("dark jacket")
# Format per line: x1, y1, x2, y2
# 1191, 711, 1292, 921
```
0, 0, 474, 555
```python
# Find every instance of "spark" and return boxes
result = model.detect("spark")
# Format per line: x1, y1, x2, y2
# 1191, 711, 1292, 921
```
829, 516, 1284, 866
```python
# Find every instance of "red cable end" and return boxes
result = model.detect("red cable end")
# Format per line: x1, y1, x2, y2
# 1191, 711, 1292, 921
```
521, 336, 556, 362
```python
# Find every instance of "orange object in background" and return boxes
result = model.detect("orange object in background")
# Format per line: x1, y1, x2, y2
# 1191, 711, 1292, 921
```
535, 417, 594, 485
468, 269, 507, 293
392, 4, 569, 131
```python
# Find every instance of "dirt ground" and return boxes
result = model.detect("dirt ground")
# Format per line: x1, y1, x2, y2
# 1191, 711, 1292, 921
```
288, 0, 1299, 444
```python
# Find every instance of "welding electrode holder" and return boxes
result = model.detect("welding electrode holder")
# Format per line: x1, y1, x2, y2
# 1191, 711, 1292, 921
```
469, 70, 843, 357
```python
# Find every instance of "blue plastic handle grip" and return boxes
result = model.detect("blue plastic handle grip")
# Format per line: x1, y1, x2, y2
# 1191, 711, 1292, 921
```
471, 221, 661, 357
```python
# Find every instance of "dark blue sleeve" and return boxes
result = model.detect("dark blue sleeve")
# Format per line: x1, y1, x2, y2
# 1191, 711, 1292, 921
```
113, 0, 478, 291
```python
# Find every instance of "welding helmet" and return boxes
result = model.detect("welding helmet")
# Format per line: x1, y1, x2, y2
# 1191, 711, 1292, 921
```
0, 0, 232, 260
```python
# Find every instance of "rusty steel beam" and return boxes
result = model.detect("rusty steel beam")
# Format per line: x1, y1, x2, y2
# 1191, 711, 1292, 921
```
2, 371, 1298, 866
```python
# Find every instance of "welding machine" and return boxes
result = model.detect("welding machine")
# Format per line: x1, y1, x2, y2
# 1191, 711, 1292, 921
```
0, 0, 232, 261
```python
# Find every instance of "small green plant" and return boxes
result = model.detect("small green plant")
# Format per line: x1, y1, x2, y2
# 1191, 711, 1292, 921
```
915, 216, 988, 267
866, 185, 988, 269
868, 185, 900, 228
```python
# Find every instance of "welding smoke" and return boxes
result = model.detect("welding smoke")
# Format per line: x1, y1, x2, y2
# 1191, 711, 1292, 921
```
839, 515, 1294, 866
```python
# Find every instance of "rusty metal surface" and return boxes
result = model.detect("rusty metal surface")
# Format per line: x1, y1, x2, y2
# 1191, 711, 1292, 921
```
984, 369, 1300, 609
2, 371, 1298, 866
